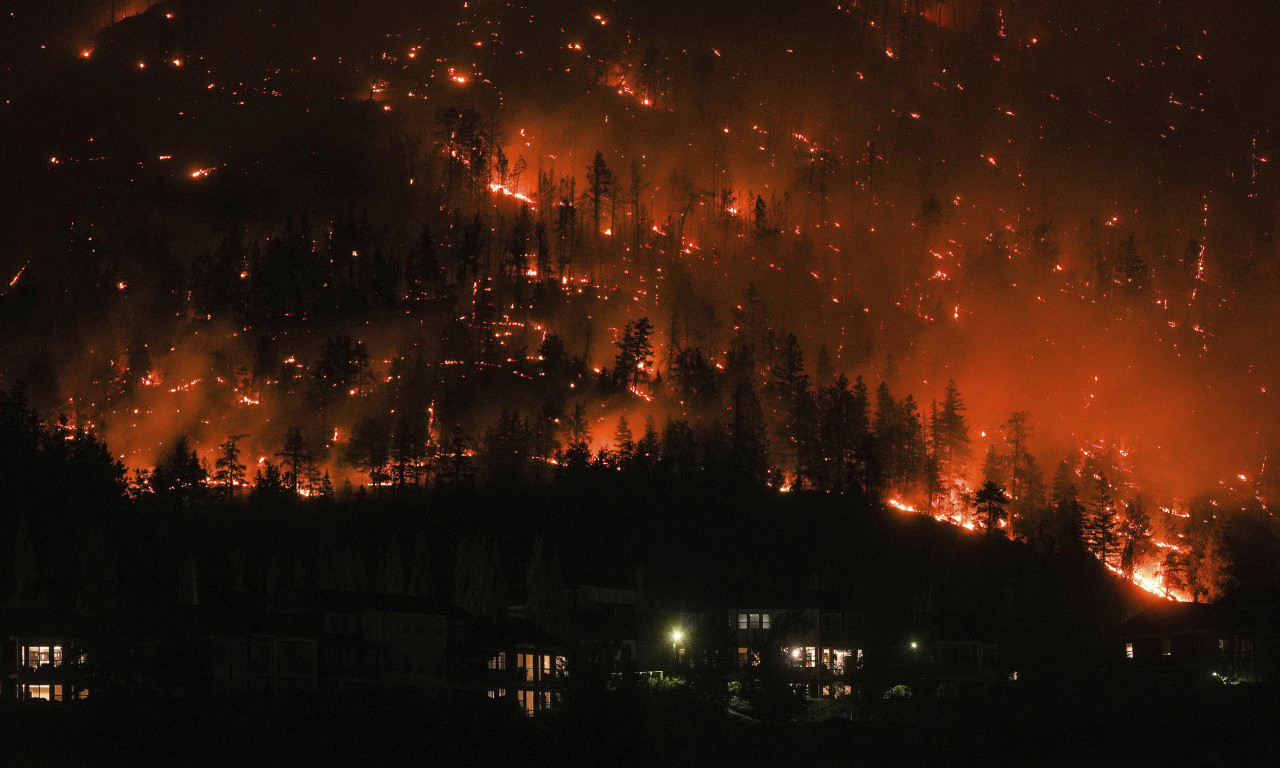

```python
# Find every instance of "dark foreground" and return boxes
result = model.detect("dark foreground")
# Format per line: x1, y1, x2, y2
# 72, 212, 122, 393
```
4, 684, 1278, 768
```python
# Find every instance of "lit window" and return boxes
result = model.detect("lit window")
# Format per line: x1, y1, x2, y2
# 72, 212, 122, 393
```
24, 646, 53, 669
805, 647, 817, 668
738, 646, 749, 666
488, 652, 506, 670
749, 613, 762, 629
762, 613, 771, 629
1125, 643, 1134, 659
737, 613, 748, 630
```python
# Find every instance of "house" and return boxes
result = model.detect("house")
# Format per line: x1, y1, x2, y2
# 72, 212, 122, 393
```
473, 617, 568, 715
657, 589, 863, 698
3, 608, 91, 702
9, 635, 90, 702
1112, 586, 1280, 690
305, 592, 463, 696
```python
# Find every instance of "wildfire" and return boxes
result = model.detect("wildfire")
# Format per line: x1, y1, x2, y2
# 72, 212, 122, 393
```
488, 182, 535, 206
7, 262, 29, 289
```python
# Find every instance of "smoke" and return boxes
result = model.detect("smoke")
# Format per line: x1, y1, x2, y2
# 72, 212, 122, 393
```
2, 0, 1278, 508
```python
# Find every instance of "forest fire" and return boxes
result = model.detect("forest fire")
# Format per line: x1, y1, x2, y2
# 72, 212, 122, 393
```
3, 2, 1280, 761
1, 0, 1275, 672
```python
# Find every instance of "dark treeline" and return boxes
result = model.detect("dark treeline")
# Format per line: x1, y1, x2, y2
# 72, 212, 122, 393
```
0, 378, 1241, 656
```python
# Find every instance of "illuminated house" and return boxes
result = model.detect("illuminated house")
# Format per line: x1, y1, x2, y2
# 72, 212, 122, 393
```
9, 637, 89, 702
730, 607, 861, 696
473, 618, 568, 715
4, 610, 91, 702
1113, 586, 1280, 689
659, 591, 863, 698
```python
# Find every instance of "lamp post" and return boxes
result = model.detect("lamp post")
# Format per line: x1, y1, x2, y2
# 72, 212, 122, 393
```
671, 628, 684, 668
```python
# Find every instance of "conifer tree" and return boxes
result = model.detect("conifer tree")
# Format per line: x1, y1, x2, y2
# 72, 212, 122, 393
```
213, 434, 248, 499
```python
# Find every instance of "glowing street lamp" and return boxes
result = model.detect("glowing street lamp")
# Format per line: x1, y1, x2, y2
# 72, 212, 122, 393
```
671, 628, 685, 666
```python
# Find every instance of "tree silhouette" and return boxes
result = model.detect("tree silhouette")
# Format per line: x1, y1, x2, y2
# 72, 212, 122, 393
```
213, 434, 248, 500
150, 435, 208, 505
975, 481, 1010, 534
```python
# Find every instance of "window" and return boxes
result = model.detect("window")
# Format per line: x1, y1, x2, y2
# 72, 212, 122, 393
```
738, 647, 750, 666
23, 646, 58, 669
762, 613, 771, 629
738, 613, 748, 630
823, 649, 851, 671
805, 647, 816, 668
488, 688, 507, 699
517, 653, 534, 681
555, 655, 568, 677
541, 655, 552, 679
1125, 642, 1134, 659
488, 652, 506, 671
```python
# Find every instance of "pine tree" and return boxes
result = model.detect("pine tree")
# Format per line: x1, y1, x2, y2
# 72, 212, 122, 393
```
1119, 495, 1153, 582
613, 318, 655, 390
613, 415, 635, 461
318, 471, 335, 498
1014, 453, 1049, 547
934, 380, 972, 478
250, 461, 287, 498
1001, 411, 1032, 509
150, 435, 208, 504
1160, 549, 1190, 599
975, 481, 1010, 535
729, 381, 769, 486
586, 151, 616, 241
213, 434, 248, 499
981, 443, 1005, 487
277, 427, 311, 493
767, 333, 815, 485
635, 416, 661, 470
1051, 459, 1085, 556
346, 417, 391, 485
1083, 472, 1120, 565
